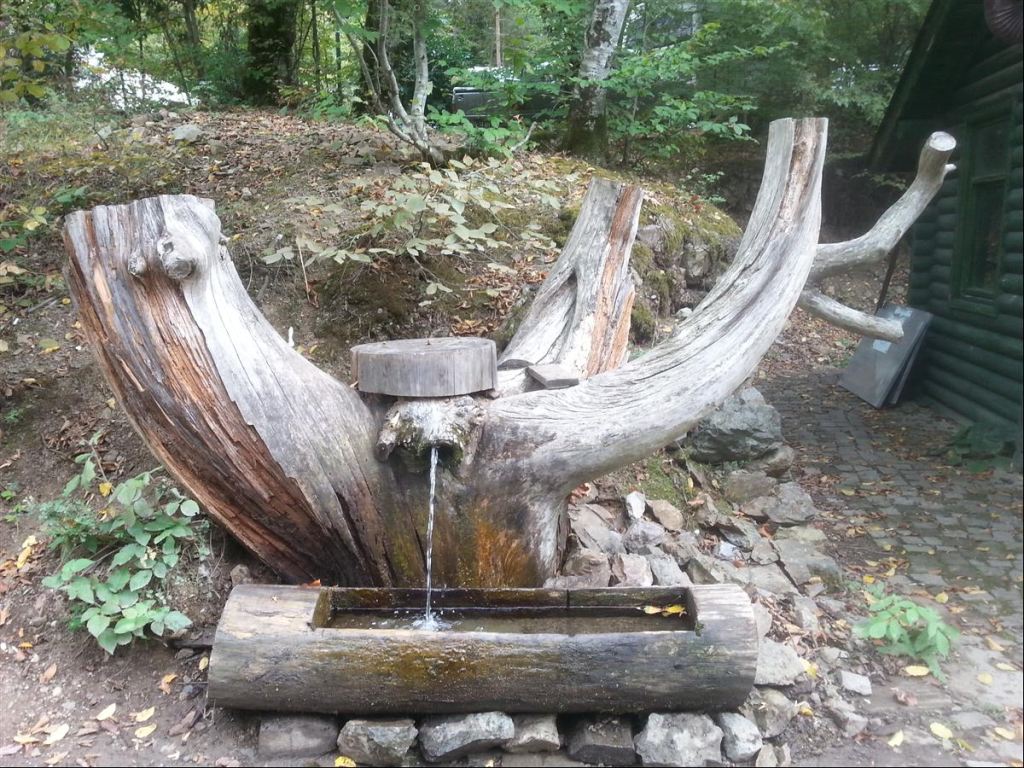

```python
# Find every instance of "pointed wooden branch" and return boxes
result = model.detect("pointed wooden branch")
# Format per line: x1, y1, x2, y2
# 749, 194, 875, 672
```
498, 178, 642, 394
488, 118, 829, 494
64, 197, 392, 585
798, 131, 956, 340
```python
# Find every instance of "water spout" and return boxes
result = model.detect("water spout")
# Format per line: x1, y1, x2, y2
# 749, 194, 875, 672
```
413, 446, 449, 631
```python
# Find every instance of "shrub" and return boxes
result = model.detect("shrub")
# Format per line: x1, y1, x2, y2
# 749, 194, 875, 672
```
38, 436, 208, 654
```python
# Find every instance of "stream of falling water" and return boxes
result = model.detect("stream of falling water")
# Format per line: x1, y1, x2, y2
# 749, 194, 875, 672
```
413, 446, 448, 631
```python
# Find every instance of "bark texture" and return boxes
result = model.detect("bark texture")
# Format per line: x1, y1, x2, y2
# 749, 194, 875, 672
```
66, 118, 831, 588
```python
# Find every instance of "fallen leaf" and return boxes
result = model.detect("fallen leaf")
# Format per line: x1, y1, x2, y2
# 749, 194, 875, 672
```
16, 535, 37, 569
904, 665, 930, 677
888, 730, 905, 747
44, 751, 68, 766
0, 743, 22, 756
168, 708, 200, 737
159, 673, 178, 694
198, 656, 209, 671
994, 727, 1016, 740
133, 707, 155, 723
95, 704, 116, 721
12, 734, 39, 745
930, 722, 953, 740
40, 663, 57, 683
893, 688, 918, 706
334, 757, 356, 767
985, 636, 1005, 652
996, 662, 1016, 672
42, 724, 69, 746
978, 672, 993, 685
134, 725, 156, 739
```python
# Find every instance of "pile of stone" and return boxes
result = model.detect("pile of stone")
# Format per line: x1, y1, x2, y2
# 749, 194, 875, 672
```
259, 709, 779, 766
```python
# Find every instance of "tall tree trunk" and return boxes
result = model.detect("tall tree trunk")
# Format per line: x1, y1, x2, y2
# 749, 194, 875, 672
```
311, 0, 321, 93
63, 118, 842, 587
494, 4, 503, 67
563, 0, 630, 161
243, 0, 300, 104
181, 0, 204, 77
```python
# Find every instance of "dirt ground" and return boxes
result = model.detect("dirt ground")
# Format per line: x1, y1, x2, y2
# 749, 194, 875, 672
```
2, 108, 1021, 767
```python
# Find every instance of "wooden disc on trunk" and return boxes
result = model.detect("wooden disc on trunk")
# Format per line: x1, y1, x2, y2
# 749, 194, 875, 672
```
351, 337, 497, 397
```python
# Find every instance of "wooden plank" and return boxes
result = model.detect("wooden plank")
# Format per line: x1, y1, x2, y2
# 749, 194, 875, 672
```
351, 337, 497, 397
207, 584, 757, 714
928, 351, 1023, 401
525, 363, 581, 389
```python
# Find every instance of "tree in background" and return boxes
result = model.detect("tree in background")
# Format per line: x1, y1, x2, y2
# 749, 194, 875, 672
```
562, 0, 630, 159
339, 0, 444, 164
243, 0, 301, 103
698, 0, 930, 145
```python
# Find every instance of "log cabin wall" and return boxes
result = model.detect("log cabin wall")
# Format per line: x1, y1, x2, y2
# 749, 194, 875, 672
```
873, 0, 1023, 434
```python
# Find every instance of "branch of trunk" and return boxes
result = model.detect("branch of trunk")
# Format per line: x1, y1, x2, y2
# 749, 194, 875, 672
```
799, 289, 903, 341
63, 196, 392, 586
811, 131, 956, 280
498, 178, 642, 394
797, 131, 956, 340
486, 117, 829, 491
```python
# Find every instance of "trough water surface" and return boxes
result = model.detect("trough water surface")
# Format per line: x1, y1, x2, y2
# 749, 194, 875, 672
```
327, 608, 693, 634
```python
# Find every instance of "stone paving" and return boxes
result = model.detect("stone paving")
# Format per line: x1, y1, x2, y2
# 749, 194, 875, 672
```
761, 370, 1024, 658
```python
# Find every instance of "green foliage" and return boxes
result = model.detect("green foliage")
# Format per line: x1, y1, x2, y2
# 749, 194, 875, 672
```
604, 23, 766, 165
855, 585, 959, 679
699, 0, 930, 143
36, 436, 207, 655
263, 154, 562, 290
428, 106, 531, 157
945, 422, 1018, 471
0, 27, 71, 104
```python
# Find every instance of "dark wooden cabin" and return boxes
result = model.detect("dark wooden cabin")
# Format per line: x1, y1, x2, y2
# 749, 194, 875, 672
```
871, 0, 1023, 438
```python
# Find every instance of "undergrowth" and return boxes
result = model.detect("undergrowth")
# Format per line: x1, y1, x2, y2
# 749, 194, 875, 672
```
36, 434, 208, 654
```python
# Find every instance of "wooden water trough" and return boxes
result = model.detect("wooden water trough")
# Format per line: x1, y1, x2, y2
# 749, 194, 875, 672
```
207, 583, 757, 714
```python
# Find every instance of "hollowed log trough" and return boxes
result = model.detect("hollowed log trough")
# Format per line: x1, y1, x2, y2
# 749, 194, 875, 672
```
208, 583, 757, 714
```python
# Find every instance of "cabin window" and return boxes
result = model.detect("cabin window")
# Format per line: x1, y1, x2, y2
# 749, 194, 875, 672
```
956, 111, 1010, 304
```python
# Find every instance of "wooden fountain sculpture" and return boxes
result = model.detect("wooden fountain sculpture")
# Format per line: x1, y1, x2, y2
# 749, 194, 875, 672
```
62, 119, 956, 590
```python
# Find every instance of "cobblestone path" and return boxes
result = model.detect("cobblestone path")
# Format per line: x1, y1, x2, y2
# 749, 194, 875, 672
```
761, 370, 1024, 659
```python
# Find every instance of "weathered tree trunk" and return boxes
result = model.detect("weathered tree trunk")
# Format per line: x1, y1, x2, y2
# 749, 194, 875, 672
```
65, 118, 828, 588
563, 0, 630, 160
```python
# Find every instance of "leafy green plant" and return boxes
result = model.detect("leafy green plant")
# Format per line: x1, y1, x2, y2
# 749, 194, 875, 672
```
945, 423, 1017, 471
855, 588, 959, 679
262, 155, 562, 294
37, 436, 207, 654
427, 107, 531, 159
